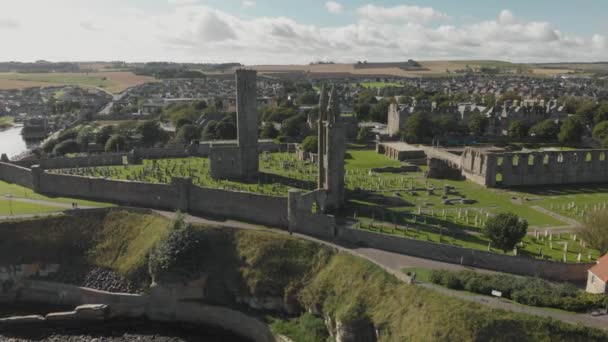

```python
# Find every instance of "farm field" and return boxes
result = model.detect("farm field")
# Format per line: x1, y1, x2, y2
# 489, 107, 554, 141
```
248, 60, 575, 78
0, 71, 154, 93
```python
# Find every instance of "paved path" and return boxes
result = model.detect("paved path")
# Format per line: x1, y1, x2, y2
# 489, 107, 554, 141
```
4, 197, 98, 210
154, 210, 608, 331
2, 207, 607, 331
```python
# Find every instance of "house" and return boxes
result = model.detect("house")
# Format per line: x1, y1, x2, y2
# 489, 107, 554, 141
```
586, 254, 608, 294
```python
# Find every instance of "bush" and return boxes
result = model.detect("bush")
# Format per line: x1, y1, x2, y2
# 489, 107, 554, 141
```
148, 213, 202, 280
52, 139, 80, 156
431, 269, 607, 313
301, 135, 318, 154
441, 273, 463, 290
428, 269, 445, 284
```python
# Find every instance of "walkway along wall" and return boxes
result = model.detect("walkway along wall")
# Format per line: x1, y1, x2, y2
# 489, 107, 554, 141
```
336, 226, 593, 282
26, 167, 289, 228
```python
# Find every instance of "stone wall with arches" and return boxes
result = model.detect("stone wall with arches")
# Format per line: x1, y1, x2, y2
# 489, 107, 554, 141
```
462, 147, 608, 187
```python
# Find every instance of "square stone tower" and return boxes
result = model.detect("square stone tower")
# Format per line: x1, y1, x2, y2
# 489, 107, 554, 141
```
209, 69, 259, 180
236, 69, 259, 176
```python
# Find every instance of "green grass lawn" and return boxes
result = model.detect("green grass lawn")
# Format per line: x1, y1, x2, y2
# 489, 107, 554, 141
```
0, 116, 13, 130
0, 181, 113, 208
0, 198, 63, 215
0, 72, 114, 89
402, 267, 433, 282
359, 220, 600, 263
51, 147, 608, 261
352, 82, 404, 89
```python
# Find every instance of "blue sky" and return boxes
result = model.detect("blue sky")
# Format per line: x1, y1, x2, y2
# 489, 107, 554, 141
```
0, 0, 606, 63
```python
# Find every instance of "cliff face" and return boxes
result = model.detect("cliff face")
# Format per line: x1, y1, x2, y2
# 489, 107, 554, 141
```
1, 211, 607, 341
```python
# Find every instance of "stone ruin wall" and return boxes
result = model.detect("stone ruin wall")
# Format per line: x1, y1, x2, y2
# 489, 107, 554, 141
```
461, 148, 608, 187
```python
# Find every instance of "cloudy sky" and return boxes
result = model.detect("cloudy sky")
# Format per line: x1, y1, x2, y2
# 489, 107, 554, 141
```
0, 0, 607, 64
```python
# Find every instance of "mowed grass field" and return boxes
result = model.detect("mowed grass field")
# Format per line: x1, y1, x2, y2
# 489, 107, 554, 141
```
0, 180, 113, 211
0, 72, 155, 93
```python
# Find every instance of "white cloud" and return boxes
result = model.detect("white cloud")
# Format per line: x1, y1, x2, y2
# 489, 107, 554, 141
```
0, 2, 605, 65
80, 21, 102, 32
242, 1, 256, 9
325, 1, 343, 14
592, 34, 606, 50
0, 18, 19, 29
357, 4, 449, 23
168, 0, 199, 6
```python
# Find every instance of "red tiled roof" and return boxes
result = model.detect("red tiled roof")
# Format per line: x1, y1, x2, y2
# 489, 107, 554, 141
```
589, 254, 608, 283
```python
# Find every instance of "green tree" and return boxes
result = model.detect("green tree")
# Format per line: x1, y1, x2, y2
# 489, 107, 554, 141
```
356, 126, 373, 143
575, 101, 598, 123
201, 120, 218, 141
176, 124, 200, 144
594, 102, 608, 124
52, 139, 80, 156
261, 124, 279, 139
483, 213, 528, 253
507, 120, 529, 140
529, 119, 559, 140
105, 134, 127, 152
593, 121, 608, 140
95, 125, 115, 145
579, 209, 608, 254
497, 91, 522, 106
468, 112, 488, 137
558, 117, 584, 145
354, 102, 372, 121
138, 120, 166, 147
175, 118, 194, 129
280, 114, 307, 141
401, 112, 431, 143
370, 99, 391, 123
297, 91, 318, 106
76, 126, 95, 150
301, 135, 318, 153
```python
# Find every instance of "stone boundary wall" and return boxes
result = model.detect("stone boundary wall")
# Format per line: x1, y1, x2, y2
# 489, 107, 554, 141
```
336, 227, 593, 282
39, 153, 129, 170
0, 162, 33, 188
189, 186, 288, 227
36, 171, 181, 211
24, 168, 289, 228
1, 280, 274, 342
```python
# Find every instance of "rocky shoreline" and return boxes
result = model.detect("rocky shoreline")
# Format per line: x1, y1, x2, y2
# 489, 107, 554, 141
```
0, 319, 251, 342
36, 266, 140, 294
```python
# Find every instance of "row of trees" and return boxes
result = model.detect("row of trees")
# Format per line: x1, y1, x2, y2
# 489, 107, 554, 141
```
42, 120, 169, 156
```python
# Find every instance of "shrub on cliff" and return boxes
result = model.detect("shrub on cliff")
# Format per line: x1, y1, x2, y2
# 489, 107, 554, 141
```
148, 213, 202, 280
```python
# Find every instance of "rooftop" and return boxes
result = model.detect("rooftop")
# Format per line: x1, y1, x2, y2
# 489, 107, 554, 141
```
589, 254, 608, 283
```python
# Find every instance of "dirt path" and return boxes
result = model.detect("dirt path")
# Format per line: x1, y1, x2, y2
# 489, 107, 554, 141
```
532, 205, 582, 227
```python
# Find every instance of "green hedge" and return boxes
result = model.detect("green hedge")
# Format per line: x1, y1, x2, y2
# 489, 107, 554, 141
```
429, 269, 608, 312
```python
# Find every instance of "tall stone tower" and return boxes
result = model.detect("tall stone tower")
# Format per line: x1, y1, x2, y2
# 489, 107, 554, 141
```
209, 69, 259, 180
317, 84, 329, 189
236, 69, 259, 176
318, 85, 346, 212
